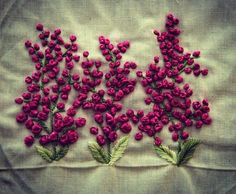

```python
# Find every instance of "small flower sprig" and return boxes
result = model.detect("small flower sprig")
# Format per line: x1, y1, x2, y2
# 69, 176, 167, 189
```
135, 14, 212, 166
15, 24, 91, 162
87, 36, 137, 165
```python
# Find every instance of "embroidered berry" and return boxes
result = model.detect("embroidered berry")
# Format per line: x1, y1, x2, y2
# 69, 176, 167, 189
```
70, 35, 77, 42
16, 112, 28, 123
83, 51, 89, 57
134, 132, 143, 141
75, 117, 86, 127
15, 98, 23, 104
24, 135, 34, 146
49, 132, 58, 141
196, 120, 203, 129
25, 119, 34, 129
172, 132, 179, 142
39, 135, 49, 145
201, 69, 208, 76
154, 137, 162, 146
108, 131, 118, 142
181, 131, 189, 140
94, 113, 103, 124
90, 127, 99, 135
59, 134, 69, 145
57, 102, 65, 110
31, 123, 42, 135
120, 122, 132, 133
67, 130, 79, 143
193, 51, 200, 58
36, 23, 43, 31
96, 135, 106, 146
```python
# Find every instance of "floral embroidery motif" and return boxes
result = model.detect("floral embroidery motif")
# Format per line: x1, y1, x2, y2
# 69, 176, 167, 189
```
15, 13, 212, 165
135, 14, 212, 166
87, 36, 137, 165
15, 24, 89, 162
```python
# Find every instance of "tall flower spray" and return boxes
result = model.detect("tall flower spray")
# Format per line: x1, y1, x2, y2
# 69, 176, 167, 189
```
15, 24, 91, 162
135, 14, 212, 166
86, 36, 138, 165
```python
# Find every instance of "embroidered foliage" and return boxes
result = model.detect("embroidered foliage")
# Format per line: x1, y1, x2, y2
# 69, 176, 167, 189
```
154, 138, 200, 166
35, 145, 53, 163
109, 135, 129, 165
88, 135, 129, 165
88, 141, 110, 164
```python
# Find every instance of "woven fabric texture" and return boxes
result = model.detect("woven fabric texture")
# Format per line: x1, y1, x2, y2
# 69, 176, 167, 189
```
0, 0, 236, 193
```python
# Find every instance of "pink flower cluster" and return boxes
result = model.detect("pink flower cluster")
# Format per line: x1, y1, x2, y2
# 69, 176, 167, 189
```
15, 13, 212, 162
135, 14, 212, 146
85, 36, 138, 146
15, 24, 90, 147
15, 24, 138, 152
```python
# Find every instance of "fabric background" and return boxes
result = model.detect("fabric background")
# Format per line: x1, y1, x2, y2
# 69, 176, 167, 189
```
0, 0, 236, 193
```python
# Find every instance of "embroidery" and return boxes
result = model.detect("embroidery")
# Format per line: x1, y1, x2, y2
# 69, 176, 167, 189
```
135, 14, 212, 166
87, 36, 137, 165
15, 24, 137, 163
15, 24, 88, 162
14, 14, 212, 165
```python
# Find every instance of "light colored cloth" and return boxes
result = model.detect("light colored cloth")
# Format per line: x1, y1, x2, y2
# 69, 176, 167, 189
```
0, 0, 236, 193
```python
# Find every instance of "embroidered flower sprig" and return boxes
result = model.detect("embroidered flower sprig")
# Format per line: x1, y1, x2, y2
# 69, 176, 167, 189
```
14, 14, 212, 166
135, 14, 212, 166
87, 36, 137, 165
15, 24, 91, 162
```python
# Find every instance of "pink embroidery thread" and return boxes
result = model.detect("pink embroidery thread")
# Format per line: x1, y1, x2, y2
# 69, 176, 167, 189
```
135, 13, 212, 165
15, 24, 90, 161
85, 36, 137, 164
15, 14, 212, 165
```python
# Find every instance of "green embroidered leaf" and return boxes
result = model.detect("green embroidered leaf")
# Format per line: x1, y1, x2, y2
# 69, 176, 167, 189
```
88, 141, 110, 164
108, 135, 129, 166
54, 146, 69, 161
35, 146, 53, 163
50, 103, 56, 112
154, 145, 177, 165
176, 138, 200, 166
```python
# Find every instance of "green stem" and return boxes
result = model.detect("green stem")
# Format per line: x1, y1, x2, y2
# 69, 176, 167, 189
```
62, 48, 70, 57
177, 140, 182, 153
39, 58, 48, 89
98, 122, 112, 160
177, 60, 191, 75
52, 145, 57, 159
107, 142, 111, 157
49, 110, 54, 133
108, 51, 116, 62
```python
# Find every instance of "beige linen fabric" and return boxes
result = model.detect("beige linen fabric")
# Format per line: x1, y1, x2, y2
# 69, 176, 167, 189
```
0, 0, 236, 193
